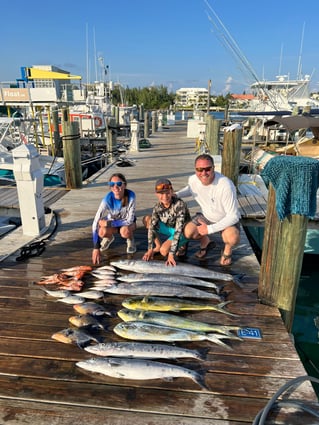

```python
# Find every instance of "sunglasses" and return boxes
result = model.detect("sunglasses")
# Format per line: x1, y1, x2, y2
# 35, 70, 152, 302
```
108, 181, 123, 187
195, 166, 213, 172
156, 183, 172, 192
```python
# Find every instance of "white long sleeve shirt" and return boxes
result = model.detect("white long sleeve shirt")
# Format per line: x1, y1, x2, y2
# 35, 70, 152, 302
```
176, 171, 240, 234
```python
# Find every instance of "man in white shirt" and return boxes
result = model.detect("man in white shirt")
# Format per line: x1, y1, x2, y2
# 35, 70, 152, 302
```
176, 154, 240, 266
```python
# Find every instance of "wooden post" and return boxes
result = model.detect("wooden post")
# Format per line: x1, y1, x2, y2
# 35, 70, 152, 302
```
61, 107, 82, 189
151, 111, 157, 135
205, 114, 220, 155
221, 128, 242, 187
258, 184, 308, 331
144, 111, 150, 138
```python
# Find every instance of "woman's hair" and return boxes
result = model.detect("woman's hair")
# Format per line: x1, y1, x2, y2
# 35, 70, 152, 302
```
109, 173, 127, 184
109, 173, 129, 206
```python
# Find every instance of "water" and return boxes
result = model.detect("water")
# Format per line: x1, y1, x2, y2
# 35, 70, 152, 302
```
244, 226, 319, 397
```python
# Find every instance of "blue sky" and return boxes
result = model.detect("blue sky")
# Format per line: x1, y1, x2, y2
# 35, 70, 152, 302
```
1, 0, 319, 94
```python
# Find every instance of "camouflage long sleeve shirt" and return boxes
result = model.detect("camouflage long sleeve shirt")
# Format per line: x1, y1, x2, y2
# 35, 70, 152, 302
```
148, 195, 191, 255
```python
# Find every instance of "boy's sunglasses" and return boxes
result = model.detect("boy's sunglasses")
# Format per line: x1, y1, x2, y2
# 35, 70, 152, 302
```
108, 181, 123, 187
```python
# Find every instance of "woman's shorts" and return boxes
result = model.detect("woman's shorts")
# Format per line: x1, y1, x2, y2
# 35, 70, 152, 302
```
158, 222, 188, 247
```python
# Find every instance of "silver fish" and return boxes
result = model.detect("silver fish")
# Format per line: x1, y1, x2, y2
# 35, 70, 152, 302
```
111, 259, 235, 282
122, 296, 238, 317
113, 321, 236, 350
42, 289, 71, 298
84, 341, 207, 360
103, 281, 221, 300
95, 265, 117, 272
118, 309, 241, 336
78, 290, 104, 300
76, 357, 207, 389
69, 314, 107, 330
91, 279, 117, 286
51, 328, 99, 347
117, 272, 222, 292
91, 270, 116, 279
57, 295, 86, 304
73, 302, 113, 317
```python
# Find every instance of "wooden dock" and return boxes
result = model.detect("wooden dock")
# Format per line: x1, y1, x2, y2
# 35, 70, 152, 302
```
0, 122, 318, 424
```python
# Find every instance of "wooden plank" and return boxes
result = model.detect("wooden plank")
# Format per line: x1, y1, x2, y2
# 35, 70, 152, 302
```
0, 123, 316, 424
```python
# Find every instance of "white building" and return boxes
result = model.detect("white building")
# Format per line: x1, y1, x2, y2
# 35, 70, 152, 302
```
175, 87, 209, 108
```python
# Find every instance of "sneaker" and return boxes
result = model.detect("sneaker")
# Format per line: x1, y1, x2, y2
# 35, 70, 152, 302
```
126, 237, 136, 254
100, 235, 115, 252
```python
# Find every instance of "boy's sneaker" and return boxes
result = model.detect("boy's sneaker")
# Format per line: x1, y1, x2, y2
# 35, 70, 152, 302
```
126, 238, 136, 254
100, 235, 115, 252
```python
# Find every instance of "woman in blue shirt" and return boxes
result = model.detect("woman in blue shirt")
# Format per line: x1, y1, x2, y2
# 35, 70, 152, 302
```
92, 173, 136, 264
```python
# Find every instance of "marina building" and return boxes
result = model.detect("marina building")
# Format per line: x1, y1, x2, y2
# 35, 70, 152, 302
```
175, 87, 209, 108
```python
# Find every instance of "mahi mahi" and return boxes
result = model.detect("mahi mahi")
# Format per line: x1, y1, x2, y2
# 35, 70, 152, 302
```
84, 341, 207, 360
122, 296, 238, 317
118, 309, 241, 336
117, 272, 222, 292
76, 357, 207, 389
103, 281, 221, 300
111, 259, 235, 282
113, 321, 237, 350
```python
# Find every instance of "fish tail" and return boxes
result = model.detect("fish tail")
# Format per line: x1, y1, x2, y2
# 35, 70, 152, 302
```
197, 347, 210, 360
232, 274, 245, 288
206, 334, 233, 350
215, 301, 239, 317
193, 371, 208, 390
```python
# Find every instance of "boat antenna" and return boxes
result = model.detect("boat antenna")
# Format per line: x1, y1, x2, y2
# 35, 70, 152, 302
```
204, 0, 260, 85
297, 22, 305, 80
204, 0, 279, 110
93, 26, 98, 82
279, 43, 284, 76
86, 23, 90, 85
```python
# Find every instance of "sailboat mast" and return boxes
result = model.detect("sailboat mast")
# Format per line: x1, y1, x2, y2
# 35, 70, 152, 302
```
297, 22, 305, 80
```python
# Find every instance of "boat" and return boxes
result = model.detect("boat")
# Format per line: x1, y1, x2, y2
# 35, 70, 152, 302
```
0, 117, 66, 186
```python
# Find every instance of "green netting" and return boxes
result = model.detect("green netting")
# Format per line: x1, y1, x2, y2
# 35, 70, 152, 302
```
261, 156, 319, 220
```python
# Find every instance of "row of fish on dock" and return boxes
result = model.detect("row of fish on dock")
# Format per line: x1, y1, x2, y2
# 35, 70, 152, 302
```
35, 259, 245, 389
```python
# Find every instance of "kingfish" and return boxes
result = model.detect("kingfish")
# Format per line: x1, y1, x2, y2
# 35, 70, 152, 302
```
118, 309, 241, 336
117, 272, 222, 293
103, 281, 221, 300
111, 259, 235, 282
84, 341, 207, 360
73, 302, 113, 317
76, 357, 207, 389
69, 314, 107, 330
51, 328, 100, 347
122, 296, 238, 317
113, 321, 236, 350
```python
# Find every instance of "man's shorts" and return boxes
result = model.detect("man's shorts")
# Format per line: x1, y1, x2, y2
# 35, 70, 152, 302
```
192, 212, 240, 230
158, 222, 189, 247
